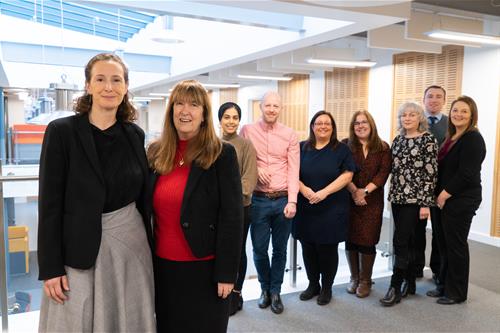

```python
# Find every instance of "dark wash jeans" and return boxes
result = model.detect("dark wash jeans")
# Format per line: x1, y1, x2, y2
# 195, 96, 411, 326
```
250, 196, 292, 294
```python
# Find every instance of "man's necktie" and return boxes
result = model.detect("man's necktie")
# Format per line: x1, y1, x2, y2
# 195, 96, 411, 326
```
429, 116, 437, 126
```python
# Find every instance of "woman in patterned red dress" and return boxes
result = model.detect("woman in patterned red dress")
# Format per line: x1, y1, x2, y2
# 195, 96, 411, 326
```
344, 110, 391, 298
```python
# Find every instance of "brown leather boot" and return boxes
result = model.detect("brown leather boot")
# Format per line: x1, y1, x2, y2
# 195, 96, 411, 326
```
356, 253, 376, 298
345, 250, 359, 294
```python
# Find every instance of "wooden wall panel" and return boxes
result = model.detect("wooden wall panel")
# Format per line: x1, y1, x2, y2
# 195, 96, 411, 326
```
278, 74, 309, 140
325, 68, 369, 141
391, 45, 464, 137
219, 88, 238, 105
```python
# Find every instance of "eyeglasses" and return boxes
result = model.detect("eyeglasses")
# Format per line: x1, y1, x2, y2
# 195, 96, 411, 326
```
353, 120, 369, 126
314, 122, 332, 127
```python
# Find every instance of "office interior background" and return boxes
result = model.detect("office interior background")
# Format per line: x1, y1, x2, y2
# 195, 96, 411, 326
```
0, 0, 499, 332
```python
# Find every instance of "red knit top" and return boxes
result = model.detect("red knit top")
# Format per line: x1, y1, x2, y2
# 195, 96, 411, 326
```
153, 140, 214, 261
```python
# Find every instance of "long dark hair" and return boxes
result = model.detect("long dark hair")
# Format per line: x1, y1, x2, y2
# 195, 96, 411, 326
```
74, 53, 136, 122
347, 110, 384, 153
303, 111, 339, 151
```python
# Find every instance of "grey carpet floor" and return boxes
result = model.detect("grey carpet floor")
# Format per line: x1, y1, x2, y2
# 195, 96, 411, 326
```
228, 276, 500, 332
229, 240, 500, 332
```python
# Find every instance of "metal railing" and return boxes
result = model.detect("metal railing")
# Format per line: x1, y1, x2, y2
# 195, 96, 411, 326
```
0, 167, 39, 332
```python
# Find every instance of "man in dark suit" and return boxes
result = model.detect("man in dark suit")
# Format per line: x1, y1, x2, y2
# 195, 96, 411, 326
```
414, 85, 448, 281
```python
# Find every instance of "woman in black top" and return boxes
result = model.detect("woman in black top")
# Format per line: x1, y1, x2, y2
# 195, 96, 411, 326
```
426, 96, 486, 305
381, 102, 438, 307
37, 53, 154, 332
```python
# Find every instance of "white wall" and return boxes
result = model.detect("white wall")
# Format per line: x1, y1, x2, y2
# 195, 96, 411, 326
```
367, 48, 396, 144
7, 97, 25, 126
462, 46, 500, 246
308, 70, 325, 121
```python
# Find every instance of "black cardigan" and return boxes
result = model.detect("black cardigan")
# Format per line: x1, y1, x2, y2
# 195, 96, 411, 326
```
37, 114, 152, 280
146, 143, 244, 283
437, 130, 486, 200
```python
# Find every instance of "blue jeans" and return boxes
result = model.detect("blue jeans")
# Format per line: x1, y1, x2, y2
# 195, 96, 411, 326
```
250, 196, 292, 294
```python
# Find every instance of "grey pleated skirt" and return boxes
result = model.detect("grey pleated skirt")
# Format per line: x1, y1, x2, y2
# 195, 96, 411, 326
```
39, 202, 156, 333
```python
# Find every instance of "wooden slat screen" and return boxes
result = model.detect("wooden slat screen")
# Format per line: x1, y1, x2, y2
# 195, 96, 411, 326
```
325, 68, 369, 141
219, 88, 238, 105
392, 45, 464, 137
278, 74, 309, 140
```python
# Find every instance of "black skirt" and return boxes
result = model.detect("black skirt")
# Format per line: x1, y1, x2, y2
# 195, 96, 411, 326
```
154, 257, 230, 333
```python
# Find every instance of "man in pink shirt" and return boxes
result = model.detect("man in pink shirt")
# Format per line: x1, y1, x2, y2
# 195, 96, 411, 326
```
240, 91, 299, 314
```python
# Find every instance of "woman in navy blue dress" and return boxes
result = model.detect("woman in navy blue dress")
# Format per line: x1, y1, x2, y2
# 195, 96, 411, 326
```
293, 111, 356, 305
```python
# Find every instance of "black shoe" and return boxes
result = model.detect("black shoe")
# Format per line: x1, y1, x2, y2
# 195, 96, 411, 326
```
270, 293, 284, 314
299, 283, 320, 301
426, 288, 444, 298
437, 296, 464, 305
379, 287, 402, 307
317, 288, 332, 305
258, 291, 271, 309
401, 279, 416, 298
228, 291, 243, 316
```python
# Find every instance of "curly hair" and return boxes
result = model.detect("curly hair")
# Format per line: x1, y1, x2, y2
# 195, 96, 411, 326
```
74, 53, 136, 122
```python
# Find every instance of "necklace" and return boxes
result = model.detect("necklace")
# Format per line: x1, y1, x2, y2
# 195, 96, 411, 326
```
178, 155, 184, 167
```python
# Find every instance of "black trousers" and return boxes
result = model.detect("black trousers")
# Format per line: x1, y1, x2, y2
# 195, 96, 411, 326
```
300, 240, 339, 289
235, 205, 251, 291
154, 257, 230, 333
414, 207, 441, 275
390, 204, 420, 287
433, 197, 479, 301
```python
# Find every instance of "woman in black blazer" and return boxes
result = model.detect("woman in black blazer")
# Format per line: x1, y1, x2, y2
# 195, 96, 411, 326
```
37, 53, 155, 332
426, 95, 486, 305
147, 80, 243, 332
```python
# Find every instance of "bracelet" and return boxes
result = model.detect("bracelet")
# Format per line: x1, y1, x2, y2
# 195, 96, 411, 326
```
364, 188, 369, 195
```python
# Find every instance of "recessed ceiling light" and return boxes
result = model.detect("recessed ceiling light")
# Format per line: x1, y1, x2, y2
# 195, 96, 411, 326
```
202, 83, 241, 88
307, 59, 376, 68
425, 30, 500, 46
237, 74, 292, 81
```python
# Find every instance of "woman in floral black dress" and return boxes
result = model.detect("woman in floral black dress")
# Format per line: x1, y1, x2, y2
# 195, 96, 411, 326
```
380, 102, 438, 307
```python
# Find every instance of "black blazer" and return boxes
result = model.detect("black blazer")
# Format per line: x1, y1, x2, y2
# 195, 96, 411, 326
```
147, 143, 244, 283
437, 130, 486, 202
37, 113, 152, 280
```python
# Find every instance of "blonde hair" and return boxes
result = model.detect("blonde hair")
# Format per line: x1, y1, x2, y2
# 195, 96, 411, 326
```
147, 80, 222, 174
396, 102, 428, 135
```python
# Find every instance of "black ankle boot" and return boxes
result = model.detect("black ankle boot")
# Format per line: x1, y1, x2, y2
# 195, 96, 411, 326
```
380, 287, 402, 306
401, 279, 416, 298
317, 288, 332, 305
299, 283, 320, 301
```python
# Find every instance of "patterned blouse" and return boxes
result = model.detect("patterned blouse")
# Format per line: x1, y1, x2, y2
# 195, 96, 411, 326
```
388, 132, 438, 207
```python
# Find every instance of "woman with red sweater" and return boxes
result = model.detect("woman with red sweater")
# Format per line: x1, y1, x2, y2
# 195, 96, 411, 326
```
147, 80, 243, 332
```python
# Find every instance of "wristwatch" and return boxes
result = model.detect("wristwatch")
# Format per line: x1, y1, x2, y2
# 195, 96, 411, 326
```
364, 188, 369, 195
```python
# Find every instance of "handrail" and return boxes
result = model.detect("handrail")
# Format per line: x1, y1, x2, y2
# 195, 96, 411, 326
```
0, 167, 39, 331
0, 175, 39, 182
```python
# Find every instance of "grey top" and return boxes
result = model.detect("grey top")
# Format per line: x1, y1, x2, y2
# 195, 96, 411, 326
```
428, 114, 448, 147
222, 132, 258, 206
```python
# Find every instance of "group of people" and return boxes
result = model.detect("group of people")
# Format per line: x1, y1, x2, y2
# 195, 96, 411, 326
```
37, 53, 485, 333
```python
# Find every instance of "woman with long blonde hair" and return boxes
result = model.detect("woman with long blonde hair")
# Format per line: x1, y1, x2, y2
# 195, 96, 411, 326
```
147, 80, 243, 332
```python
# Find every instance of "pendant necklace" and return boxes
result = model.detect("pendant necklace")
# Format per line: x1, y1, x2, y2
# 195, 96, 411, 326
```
178, 155, 184, 167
